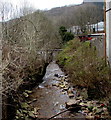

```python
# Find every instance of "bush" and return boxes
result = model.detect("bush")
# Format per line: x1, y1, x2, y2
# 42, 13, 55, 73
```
57, 38, 111, 99
59, 26, 74, 43
63, 32, 74, 42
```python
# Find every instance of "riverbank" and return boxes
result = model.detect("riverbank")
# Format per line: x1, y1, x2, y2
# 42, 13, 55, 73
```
2, 62, 48, 120
15, 61, 110, 119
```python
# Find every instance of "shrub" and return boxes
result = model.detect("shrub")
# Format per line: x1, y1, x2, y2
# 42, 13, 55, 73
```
57, 38, 111, 99
63, 32, 74, 42
59, 26, 74, 43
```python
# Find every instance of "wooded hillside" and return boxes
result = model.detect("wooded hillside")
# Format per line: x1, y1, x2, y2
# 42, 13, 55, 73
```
44, 2, 104, 28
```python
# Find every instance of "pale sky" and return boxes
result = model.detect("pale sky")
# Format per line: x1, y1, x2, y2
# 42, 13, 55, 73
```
1, 0, 83, 10
0, 0, 84, 21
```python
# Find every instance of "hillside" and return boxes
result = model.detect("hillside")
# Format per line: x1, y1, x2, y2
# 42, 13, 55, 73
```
83, 0, 104, 8
44, 2, 104, 28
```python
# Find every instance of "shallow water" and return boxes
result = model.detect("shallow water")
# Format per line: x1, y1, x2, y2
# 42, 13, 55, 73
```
30, 61, 85, 119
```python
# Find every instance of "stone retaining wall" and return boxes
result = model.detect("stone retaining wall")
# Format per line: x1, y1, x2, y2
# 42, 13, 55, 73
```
90, 35, 105, 58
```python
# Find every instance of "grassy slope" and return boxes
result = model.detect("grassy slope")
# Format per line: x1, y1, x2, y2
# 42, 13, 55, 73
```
57, 38, 111, 99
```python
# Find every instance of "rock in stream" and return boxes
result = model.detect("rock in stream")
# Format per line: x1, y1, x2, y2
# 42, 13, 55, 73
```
22, 61, 110, 120
29, 61, 85, 119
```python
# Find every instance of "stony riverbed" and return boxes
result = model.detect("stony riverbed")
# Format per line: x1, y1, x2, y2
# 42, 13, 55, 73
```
15, 61, 110, 120
29, 61, 84, 119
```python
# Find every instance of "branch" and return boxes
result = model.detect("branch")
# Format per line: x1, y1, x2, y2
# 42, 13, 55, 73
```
46, 107, 75, 120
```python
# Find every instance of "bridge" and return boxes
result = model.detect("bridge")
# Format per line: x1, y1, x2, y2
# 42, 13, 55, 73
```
37, 49, 63, 52
37, 49, 63, 62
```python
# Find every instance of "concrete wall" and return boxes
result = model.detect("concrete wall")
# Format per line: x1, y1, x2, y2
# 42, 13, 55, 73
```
0, 22, 2, 120
106, 0, 111, 66
90, 35, 104, 57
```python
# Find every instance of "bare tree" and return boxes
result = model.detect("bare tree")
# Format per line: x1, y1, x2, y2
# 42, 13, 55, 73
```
2, 0, 61, 95
74, 3, 103, 33
45, 3, 103, 32
19, 0, 36, 16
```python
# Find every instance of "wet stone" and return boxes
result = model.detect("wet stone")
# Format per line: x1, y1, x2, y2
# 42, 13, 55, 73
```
38, 85, 44, 89
28, 62, 110, 119
68, 93, 74, 98
86, 115, 95, 120
63, 87, 69, 91
28, 111, 35, 118
33, 107, 39, 115
23, 92, 29, 98
52, 83, 59, 87
65, 78, 69, 82
80, 102, 87, 107
81, 107, 87, 110
67, 88, 73, 94
95, 108, 103, 115
66, 99, 81, 108
60, 104, 65, 110
54, 102, 59, 106
54, 73, 59, 77
21, 102, 29, 109
25, 90, 32, 94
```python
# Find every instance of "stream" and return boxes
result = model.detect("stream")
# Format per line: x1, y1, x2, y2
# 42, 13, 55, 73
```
29, 61, 85, 119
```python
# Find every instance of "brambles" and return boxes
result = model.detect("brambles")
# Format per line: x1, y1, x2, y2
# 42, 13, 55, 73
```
57, 38, 111, 99
2, 8, 61, 119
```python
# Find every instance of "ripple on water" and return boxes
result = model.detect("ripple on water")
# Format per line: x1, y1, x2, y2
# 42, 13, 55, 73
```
38, 84, 45, 89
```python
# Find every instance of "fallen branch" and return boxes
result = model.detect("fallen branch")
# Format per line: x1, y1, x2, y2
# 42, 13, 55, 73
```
46, 107, 75, 120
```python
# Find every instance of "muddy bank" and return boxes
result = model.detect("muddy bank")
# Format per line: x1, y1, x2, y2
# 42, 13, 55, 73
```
8, 61, 110, 120
14, 61, 81, 120
2, 62, 49, 120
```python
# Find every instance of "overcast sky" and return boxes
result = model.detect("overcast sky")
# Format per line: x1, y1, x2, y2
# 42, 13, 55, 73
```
1, 0, 84, 10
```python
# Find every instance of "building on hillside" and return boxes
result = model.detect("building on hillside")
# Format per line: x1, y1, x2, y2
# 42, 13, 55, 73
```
91, 22, 104, 32
106, 0, 111, 66
68, 21, 104, 35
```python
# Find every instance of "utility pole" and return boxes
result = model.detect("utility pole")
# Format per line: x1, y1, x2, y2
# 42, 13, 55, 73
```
104, 0, 107, 64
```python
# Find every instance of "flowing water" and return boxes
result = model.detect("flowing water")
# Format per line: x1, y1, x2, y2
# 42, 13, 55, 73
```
30, 61, 85, 119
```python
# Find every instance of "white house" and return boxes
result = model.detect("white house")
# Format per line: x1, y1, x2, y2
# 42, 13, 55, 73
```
68, 21, 104, 35
106, 0, 111, 66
